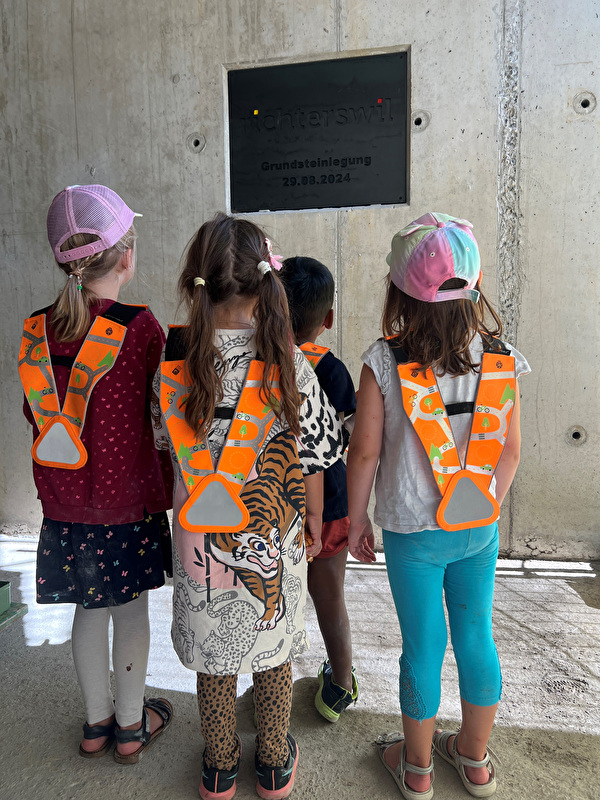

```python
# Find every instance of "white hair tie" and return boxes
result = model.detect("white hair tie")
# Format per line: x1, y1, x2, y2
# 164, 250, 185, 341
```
257, 260, 272, 275
193, 277, 206, 287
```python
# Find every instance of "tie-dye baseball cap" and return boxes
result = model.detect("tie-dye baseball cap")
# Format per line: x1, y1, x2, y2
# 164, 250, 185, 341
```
386, 212, 481, 303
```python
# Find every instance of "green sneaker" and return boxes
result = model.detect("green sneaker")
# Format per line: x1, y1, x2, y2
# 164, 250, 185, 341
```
314, 660, 359, 722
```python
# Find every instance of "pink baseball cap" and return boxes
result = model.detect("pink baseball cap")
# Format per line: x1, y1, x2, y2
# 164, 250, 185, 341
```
387, 212, 481, 303
47, 184, 141, 264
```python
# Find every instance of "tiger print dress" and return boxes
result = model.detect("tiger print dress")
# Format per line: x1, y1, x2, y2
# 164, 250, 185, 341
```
153, 329, 344, 675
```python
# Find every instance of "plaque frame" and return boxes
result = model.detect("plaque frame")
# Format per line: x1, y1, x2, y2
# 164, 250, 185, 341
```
226, 48, 410, 213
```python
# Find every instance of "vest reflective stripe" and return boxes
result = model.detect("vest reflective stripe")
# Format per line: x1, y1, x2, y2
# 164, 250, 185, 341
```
159, 356, 282, 533
299, 341, 330, 369
395, 342, 516, 530
19, 310, 133, 469
398, 362, 461, 491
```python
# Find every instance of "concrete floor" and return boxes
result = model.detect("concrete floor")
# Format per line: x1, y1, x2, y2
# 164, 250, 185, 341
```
1, 533, 599, 800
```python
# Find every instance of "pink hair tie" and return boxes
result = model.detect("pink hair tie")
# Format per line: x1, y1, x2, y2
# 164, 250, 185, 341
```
265, 238, 283, 271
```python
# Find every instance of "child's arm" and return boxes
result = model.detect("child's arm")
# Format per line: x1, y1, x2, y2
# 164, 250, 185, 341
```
347, 365, 384, 563
494, 388, 522, 505
304, 470, 324, 559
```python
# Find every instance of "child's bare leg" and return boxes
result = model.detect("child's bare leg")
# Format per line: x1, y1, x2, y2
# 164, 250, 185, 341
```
308, 547, 353, 691
385, 714, 435, 793
446, 699, 497, 785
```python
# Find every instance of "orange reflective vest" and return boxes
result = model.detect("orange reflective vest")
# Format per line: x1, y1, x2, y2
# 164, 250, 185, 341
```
299, 341, 330, 369
160, 326, 282, 534
389, 336, 516, 531
19, 303, 146, 470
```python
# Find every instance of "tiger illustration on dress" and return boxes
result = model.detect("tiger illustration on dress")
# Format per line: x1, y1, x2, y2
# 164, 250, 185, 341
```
208, 430, 305, 631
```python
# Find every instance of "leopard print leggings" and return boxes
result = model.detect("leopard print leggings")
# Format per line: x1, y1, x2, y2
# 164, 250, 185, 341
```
197, 661, 293, 770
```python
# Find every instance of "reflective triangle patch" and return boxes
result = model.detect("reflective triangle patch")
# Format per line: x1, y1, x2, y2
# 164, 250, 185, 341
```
179, 473, 250, 533
31, 416, 88, 470
436, 470, 500, 531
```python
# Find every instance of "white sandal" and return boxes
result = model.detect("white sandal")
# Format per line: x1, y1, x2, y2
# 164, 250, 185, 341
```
432, 730, 496, 798
375, 733, 435, 800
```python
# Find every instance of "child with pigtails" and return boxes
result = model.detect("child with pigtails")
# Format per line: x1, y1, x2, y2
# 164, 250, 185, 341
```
153, 212, 344, 800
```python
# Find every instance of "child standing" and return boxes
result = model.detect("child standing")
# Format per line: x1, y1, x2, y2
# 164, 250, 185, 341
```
280, 256, 359, 722
19, 185, 174, 763
347, 213, 530, 799
153, 214, 343, 800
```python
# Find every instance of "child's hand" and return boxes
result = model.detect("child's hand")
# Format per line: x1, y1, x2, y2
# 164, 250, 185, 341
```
304, 513, 322, 561
348, 517, 377, 563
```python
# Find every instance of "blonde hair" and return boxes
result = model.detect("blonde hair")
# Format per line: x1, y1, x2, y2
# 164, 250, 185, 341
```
51, 227, 136, 342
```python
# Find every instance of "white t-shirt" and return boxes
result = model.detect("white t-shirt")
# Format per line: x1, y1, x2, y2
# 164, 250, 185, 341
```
362, 334, 531, 534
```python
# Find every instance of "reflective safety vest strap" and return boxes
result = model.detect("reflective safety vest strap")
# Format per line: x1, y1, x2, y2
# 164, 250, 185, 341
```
390, 336, 516, 531
19, 313, 59, 429
159, 357, 212, 490
19, 303, 145, 469
160, 358, 281, 495
159, 337, 282, 533
397, 361, 462, 495
60, 315, 128, 429
300, 341, 330, 369
464, 349, 517, 475
217, 359, 281, 488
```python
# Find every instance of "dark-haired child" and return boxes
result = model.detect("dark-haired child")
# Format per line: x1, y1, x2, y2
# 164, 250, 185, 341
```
280, 256, 359, 723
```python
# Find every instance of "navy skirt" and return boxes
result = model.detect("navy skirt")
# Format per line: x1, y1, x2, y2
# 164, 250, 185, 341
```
36, 511, 171, 608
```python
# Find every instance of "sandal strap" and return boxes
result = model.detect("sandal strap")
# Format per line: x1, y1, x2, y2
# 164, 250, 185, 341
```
451, 735, 492, 770
401, 745, 435, 777
451, 735, 496, 782
114, 697, 172, 746
143, 697, 172, 724
82, 721, 115, 740
115, 707, 151, 746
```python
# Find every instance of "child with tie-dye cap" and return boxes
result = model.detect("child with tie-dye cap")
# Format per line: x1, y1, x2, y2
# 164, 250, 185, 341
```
347, 212, 530, 799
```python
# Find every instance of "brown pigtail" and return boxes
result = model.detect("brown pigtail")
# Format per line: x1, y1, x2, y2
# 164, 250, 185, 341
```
254, 271, 302, 436
177, 213, 303, 440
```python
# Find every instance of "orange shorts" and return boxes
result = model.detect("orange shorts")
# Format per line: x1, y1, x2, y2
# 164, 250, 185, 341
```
315, 516, 350, 559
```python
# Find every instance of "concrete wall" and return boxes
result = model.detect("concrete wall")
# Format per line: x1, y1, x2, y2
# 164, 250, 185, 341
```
1, 1, 598, 558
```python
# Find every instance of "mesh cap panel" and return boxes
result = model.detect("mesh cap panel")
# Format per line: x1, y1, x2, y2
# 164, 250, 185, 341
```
47, 185, 137, 264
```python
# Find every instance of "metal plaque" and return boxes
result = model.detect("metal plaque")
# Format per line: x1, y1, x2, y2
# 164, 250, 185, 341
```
228, 52, 409, 212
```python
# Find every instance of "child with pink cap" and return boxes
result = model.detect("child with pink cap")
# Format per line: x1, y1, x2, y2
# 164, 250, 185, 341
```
347, 213, 530, 799
18, 185, 174, 764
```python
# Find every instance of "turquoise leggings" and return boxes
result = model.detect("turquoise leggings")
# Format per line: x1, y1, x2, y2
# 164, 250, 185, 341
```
382, 523, 501, 721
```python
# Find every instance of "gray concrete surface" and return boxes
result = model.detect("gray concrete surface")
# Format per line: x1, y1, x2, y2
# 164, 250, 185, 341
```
2, 0, 600, 559
1, 534, 599, 800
